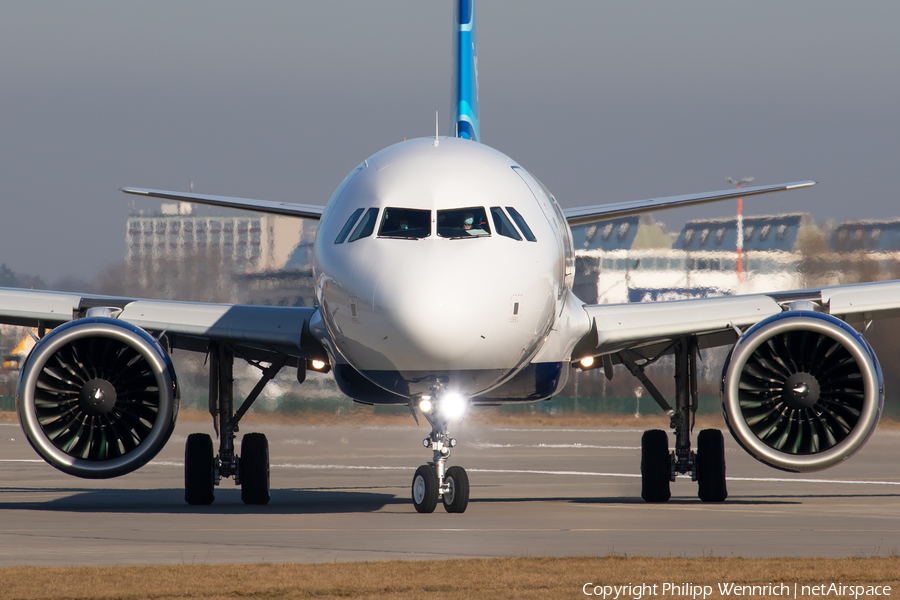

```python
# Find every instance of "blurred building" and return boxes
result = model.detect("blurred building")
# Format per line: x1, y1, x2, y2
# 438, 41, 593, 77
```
573, 213, 815, 304
236, 269, 317, 308
125, 203, 317, 298
677, 213, 812, 252
830, 219, 900, 253
236, 222, 319, 307
572, 215, 673, 303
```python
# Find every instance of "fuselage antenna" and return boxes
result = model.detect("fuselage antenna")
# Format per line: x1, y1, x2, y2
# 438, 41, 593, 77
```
434, 111, 439, 146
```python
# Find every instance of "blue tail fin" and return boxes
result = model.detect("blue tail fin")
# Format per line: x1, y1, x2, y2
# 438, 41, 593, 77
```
452, 0, 480, 142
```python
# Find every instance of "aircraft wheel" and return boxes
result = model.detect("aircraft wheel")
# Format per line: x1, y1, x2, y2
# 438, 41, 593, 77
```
442, 466, 470, 513
412, 465, 438, 513
185, 433, 215, 505
241, 433, 270, 505
697, 429, 728, 502
641, 429, 671, 503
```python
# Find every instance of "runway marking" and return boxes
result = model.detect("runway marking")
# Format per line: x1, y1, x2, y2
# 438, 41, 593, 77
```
470, 443, 639, 450
3, 526, 900, 534
158, 461, 900, 485
727, 476, 900, 485
272, 463, 406, 471
4, 459, 898, 486
493, 427, 645, 433
469, 468, 640, 478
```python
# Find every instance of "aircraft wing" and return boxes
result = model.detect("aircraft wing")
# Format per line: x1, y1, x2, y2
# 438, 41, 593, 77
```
564, 181, 815, 225
0, 287, 326, 363
580, 279, 900, 362
121, 187, 325, 220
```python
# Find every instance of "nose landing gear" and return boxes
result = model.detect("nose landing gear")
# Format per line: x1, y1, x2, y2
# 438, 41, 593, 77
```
411, 393, 470, 513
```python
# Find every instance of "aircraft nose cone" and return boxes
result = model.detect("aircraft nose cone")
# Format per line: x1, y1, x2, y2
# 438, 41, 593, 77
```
377, 272, 493, 365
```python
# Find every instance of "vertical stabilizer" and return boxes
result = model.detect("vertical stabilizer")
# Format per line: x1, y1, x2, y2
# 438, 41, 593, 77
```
452, 0, 480, 142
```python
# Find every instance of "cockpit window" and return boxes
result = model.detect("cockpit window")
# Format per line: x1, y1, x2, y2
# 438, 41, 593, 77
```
437, 207, 491, 238
378, 207, 431, 239
347, 207, 379, 242
505, 207, 537, 242
335, 208, 365, 244
490, 207, 522, 241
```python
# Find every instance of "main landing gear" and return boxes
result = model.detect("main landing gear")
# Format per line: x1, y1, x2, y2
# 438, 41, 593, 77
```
184, 341, 289, 506
619, 336, 727, 503
411, 394, 470, 513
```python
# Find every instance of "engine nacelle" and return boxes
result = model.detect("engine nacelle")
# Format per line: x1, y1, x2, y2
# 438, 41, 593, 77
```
17, 317, 179, 479
721, 311, 882, 473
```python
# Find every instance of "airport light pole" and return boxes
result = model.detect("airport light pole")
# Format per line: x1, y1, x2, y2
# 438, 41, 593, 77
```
726, 177, 753, 282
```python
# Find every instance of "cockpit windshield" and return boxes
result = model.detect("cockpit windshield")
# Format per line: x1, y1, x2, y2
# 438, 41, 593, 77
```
437, 207, 491, 238
378, 207, 431, 239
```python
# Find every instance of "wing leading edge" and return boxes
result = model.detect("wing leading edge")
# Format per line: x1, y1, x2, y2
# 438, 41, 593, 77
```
564, 181, 815, 225
578, 279, 900, 362
121, 187, 325, 220
0, 287, 326, 363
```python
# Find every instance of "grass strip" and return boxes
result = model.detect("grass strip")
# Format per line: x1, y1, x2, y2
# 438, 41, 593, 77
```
2, 556, 899, 600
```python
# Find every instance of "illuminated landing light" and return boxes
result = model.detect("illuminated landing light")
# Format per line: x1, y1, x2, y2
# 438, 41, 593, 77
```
439, 392, 469, 420
311, 359, 327, 371
418, 398, 434, 414
580, 356, 595, 369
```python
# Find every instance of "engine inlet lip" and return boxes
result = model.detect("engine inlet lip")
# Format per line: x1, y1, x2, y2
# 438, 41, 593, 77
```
723, 313, 882, 473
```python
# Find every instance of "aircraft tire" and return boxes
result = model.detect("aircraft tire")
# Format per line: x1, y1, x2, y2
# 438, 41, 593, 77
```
241, 433, 271, 505
697, 429, 728, 502
185, 433, 215, 505
412, 465, 439, 513
442, 466, 469, 513
641, 429, 671, 503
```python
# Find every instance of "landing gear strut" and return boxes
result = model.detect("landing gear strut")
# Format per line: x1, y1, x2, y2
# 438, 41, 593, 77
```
411, 395, 470, 513
620, 336, 727, 503
184, 341, 287, 506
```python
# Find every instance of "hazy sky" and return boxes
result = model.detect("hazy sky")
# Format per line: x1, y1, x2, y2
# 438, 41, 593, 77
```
1, 1, 898, 281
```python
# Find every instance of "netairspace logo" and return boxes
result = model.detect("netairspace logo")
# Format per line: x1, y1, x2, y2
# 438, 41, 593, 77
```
582, 582, 893, 599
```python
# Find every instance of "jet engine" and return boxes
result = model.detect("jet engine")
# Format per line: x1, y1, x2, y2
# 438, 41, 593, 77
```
721, 311, 882, 472
16, 317, 179, 479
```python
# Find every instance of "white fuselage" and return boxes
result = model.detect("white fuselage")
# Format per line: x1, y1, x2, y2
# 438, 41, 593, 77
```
314, 137, 580, 400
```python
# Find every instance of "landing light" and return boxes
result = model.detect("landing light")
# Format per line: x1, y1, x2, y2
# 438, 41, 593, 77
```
439, 392, 469, 420
311, 359, 327, 371
418, 398, 434, 413
580, 356, 595, 369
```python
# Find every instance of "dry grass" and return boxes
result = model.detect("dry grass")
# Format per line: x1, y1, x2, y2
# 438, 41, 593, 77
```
1, 556, 898, 600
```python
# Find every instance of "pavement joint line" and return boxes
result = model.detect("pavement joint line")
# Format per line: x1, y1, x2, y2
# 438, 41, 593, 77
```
5, 458, 898, 486
4, 461, 899, 486
3, 528, 900, 533
470, 443, 640, 449
492, 428, 647, 433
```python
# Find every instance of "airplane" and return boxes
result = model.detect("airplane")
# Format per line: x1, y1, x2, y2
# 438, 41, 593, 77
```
0, 0, 890, 513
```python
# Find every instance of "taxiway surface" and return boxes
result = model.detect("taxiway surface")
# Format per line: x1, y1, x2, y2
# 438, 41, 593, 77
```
1, 418, 898, 566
